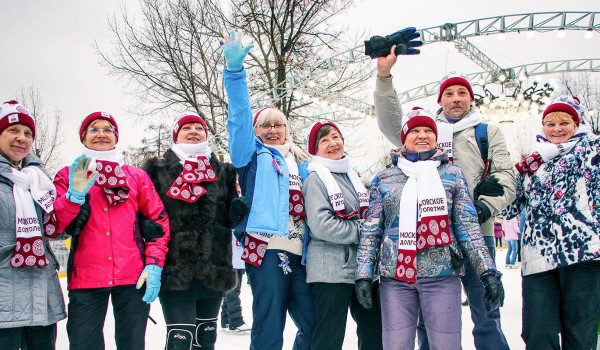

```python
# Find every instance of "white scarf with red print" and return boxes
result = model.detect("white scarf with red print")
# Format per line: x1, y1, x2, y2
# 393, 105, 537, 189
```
436, 111, 482, 162
168, 142, 217, 203
308, 155, 368, 219
2, 166, 57, 267
395, 157, 451, 284
82, 147, 130, 205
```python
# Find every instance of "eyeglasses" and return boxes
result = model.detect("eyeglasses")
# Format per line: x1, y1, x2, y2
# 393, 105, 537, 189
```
87, 127, 116, 135
259, 123, 286, 131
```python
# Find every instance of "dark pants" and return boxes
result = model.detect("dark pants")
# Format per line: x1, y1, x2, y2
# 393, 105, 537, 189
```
417, 236, 509, 350
221, 269, 245, 329
67, 285, 150, 350
310, 282, 382, 350
0, 324, 57, 350
246, 249, 314, 350
522, 260, 600, 350
160, 293, 222, 350
350, 280, 383, 350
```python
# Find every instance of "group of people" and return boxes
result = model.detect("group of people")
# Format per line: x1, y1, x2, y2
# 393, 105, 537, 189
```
0, 26, 598, 350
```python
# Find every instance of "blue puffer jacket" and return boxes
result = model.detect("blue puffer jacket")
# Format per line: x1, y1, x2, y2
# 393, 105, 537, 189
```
224, 68, 308, 237
356, 150, 495, 281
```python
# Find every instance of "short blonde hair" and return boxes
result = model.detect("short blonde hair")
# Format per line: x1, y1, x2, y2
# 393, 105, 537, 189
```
543, 111, 575, 125
253, 107, 310, 161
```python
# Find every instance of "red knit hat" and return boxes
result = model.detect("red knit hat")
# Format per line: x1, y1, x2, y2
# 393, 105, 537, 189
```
400, 107, 438, 144
79, 111, 119, 142
0, 100, 36, 139
437, 71, 474, 103
542, 95, 585, 126
172, 113, 208, 142
304, 120, 343, 156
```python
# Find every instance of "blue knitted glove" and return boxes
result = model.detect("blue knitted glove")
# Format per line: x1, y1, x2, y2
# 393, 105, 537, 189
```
136, 264, 162, 304
66, 155, 98, 204
220, 29, 255, 72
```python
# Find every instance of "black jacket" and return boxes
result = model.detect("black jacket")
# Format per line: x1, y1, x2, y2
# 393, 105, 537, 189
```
144, 149, 237, 292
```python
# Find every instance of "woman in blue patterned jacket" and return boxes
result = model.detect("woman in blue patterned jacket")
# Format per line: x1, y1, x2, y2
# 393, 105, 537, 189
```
506, 96, 600, 350
355, 107, 503, 349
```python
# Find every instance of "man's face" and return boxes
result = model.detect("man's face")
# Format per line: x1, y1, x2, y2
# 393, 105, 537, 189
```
439, 85, 472, 119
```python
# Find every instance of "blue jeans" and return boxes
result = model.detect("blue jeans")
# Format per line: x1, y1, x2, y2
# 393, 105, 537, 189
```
522, 261, 600, 350
505, 240, 518, 266
417, 236, 509, 350
246, 250, 314, 350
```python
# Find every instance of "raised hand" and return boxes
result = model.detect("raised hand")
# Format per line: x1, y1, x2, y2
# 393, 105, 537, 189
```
220, 29, 255, 72
67, 155, 99, 204
365, 27, 423, 58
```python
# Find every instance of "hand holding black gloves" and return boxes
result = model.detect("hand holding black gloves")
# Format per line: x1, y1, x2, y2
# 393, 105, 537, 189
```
480, 270, 505, 319
230, 196, 250, 228
138, 214, 165, 242
364, 27, 423, 58
475, 177, 504, 198
474, 200, 492, 224
64, 195, 91, 236
355, 279, 373, 309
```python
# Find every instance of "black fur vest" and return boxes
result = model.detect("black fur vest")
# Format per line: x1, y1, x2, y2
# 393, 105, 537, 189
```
144, 149, 237, 292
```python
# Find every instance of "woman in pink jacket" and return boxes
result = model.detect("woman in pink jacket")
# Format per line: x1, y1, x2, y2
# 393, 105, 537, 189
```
53, 111, 170, 350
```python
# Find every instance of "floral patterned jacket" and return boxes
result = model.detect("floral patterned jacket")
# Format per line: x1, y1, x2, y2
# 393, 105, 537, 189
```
355, 150, 495, 281
503, 134, 600, 276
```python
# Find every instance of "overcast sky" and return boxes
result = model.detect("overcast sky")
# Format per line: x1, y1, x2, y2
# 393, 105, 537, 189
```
1, 0, 598, 170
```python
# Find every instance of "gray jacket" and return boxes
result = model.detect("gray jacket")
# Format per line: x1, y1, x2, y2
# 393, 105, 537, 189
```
302, 171, 362, 284
374, 76, 516, 237
0, 154, 66, 328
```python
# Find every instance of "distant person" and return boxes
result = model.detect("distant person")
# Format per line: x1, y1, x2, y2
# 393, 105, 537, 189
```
143, 112, 238, 349
502, 217, 520, 268
493, 219, 504, 248
505, 96, 600, 349
221, 30, 315, 350
0, 100, 66, 350
53, 111, 170, 350
221, 232, 251, 332
371, 35, 516, 349
355, 107, 504, 349
302, 120, 382, 350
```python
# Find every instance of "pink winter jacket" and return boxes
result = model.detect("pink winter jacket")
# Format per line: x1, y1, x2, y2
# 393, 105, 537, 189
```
502, 217, 520, 241
53, 165, 170, 290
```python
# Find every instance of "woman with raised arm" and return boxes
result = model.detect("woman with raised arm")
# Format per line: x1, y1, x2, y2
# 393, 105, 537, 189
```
221, 30, 315, 350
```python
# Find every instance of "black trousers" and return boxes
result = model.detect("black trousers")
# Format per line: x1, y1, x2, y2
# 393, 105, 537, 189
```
160, 292, 222, 350
221, 269, 245, 328
310, 281, 383, 350
67, 285, 150, 350
0, 324, 57, 350
522, 261, 600, 350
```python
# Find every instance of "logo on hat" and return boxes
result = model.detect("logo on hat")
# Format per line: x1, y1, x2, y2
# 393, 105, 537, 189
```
9, 115, 19, 123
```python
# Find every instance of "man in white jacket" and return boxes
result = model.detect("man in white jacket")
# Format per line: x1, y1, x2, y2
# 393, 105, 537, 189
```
372, 45, 516, 350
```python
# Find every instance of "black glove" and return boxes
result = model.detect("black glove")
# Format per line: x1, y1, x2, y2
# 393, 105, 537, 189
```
474, 200, 492, 224
449, 244, 464, 270
138, 214, 165, 242
64, 195, 91, 236
364, 27, 423, 58
474, 177, 504, 198
355, 279, 373, 309
230, 196, 250, 228
480, 271, 505, 319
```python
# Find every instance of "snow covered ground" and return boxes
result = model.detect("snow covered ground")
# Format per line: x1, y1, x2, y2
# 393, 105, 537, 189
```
55, 248, 527, 349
